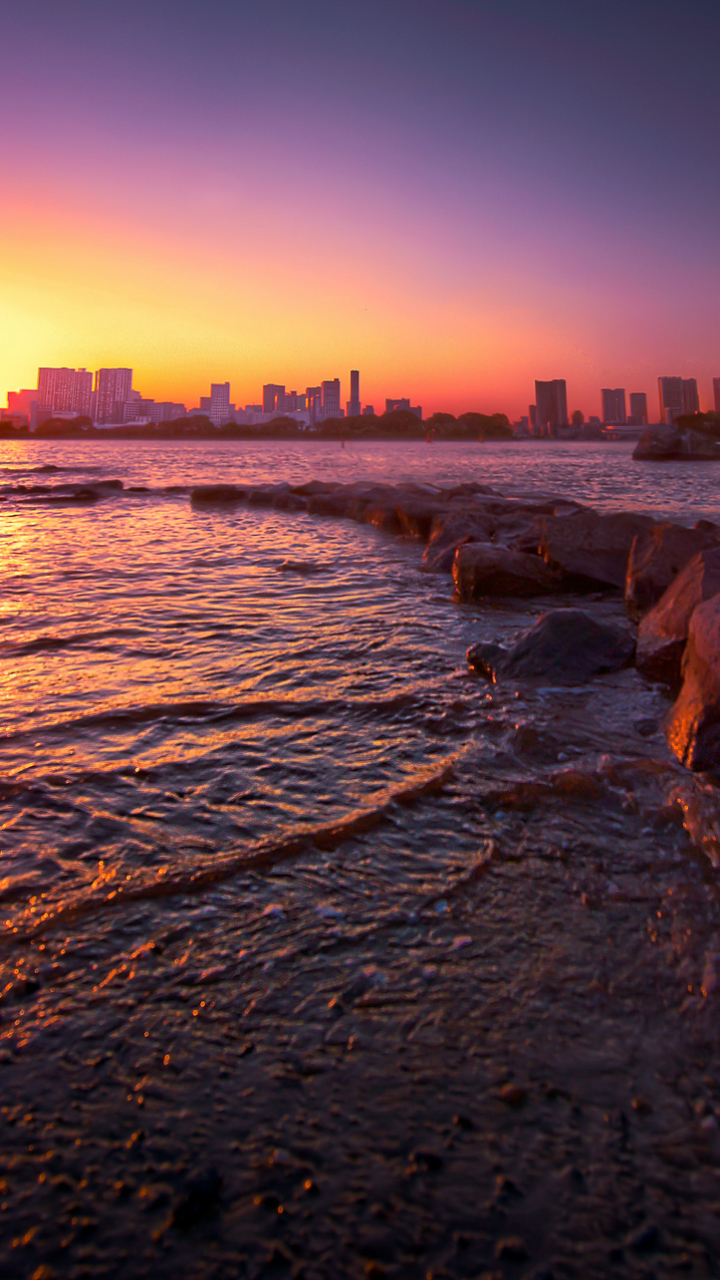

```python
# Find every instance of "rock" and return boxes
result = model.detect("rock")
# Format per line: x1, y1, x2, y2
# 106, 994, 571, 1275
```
637, 548, 720, 686
453, 543, 559, 600
274, 560, 326, 574
307, 492, 352, 517
633, 424, 720, 461
422, 511, 494, 573
625, 522, 720, 619
394, 497, 446, 540
190, 484, 243, 506
666, 594, 720, 769
468, 609, 635, 684
536, 510, 655, 590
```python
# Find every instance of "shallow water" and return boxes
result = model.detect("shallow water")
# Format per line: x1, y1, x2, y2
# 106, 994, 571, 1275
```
0, 437, 705, 933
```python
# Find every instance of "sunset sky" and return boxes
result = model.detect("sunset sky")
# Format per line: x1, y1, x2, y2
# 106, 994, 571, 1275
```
2, 0, 718, 419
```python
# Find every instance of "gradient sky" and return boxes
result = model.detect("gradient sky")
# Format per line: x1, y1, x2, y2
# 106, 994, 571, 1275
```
2, 0, 719, 418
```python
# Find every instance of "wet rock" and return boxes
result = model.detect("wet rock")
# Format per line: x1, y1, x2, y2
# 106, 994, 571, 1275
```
625, 521, 720, 620
468, 609, 635, 684
499, 1083, 527, 1107
633, 424, 720, 460
537, 509, 655, 590
395, 497, 445, 540
422, 511, 493, 573
274, 560, 327, 574
666, 594, 720, 769
453, 543, 559, 600
637, 548, 720, 686
190, 484, 243, 506
170, 1166, 223, 1228
307, 492, 353, 518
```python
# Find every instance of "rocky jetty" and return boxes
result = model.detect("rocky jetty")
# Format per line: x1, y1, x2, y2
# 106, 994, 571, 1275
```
189, 477, 720, 771
633, 424, 720, 461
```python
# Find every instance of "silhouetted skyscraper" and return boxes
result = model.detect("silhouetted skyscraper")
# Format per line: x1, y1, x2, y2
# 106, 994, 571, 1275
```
601, 388, 626, 424
347, 370, 360, 417
658, 376, 698, 424
629, 393, 648, 425
714, 378, 720, 414
263, 384, 285, 414
534, 380, 568, 428
682, 378, 699, 415
94, 368, 132, 422
210, 382, 230, 425
38, 367, 93, 415
306, 386, 321, 424
322, 379, 341, 418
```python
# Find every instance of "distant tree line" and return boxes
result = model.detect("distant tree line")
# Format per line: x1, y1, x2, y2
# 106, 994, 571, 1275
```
0, 409, 512, 442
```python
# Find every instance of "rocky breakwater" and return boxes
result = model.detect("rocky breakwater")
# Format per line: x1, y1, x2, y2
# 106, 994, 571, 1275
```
633, 423, 720, 461
190, 477, 720, 774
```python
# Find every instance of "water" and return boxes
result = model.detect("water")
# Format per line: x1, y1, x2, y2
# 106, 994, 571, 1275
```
0, 437, 716, 936
3, 437, 720, 1275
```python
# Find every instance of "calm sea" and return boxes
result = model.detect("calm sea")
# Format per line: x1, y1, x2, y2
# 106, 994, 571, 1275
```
0, 437, 715, 939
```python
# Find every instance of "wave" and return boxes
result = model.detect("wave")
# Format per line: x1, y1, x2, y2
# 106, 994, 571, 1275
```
0, 745, 474, 940
0, 687, 444, 742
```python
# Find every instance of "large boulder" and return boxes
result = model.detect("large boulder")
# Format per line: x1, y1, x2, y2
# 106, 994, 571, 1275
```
453, 543, 560, 600
625, 522, 720, 620
637, 548, 720, 686
190, 484, 244, 506
422, 511, 494, 573
467, 609, 635, 684
666, 595, 720, 769
536, 510, 655, 590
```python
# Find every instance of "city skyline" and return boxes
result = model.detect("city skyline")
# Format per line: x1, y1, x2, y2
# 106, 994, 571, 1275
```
7, 360, 719, 429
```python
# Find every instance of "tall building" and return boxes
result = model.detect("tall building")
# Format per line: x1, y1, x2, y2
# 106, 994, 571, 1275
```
322, 379, 341, 418
658, 377, 683, 424
306, 386, 322, 424
347, 370, 360, 418
657, 377, 698, 424
601, 388, 626, 424
385, 398, 422, 418
629, 393, 648, 425
682, 378, 699, 415
535, 380, 568, 428
263, 384, 285, 414
94, 368, 132, 422
210, 382, 230, 425
38, 367, 93, 415
7, 388, 41, 417
714, 378, 720, 414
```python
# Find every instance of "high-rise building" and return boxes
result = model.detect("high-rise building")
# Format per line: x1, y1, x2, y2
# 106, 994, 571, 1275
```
263, 384, 285, 414
38, 367, 93, 415
682, 378, 699, 415
306, 386, 322, 424
714, 378, 720, 414
385, 398, 422, 418
94, 368, 132, 422
347, 370, 360, 418
322, 379, 341, 419
7, 388, 41, 417
535, 380, 568, 428
601, 388, 626, 424
529, 404, 538, 429
629, 393, 648, 426
210, 382, 230, 425
657, 376, 698, 424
